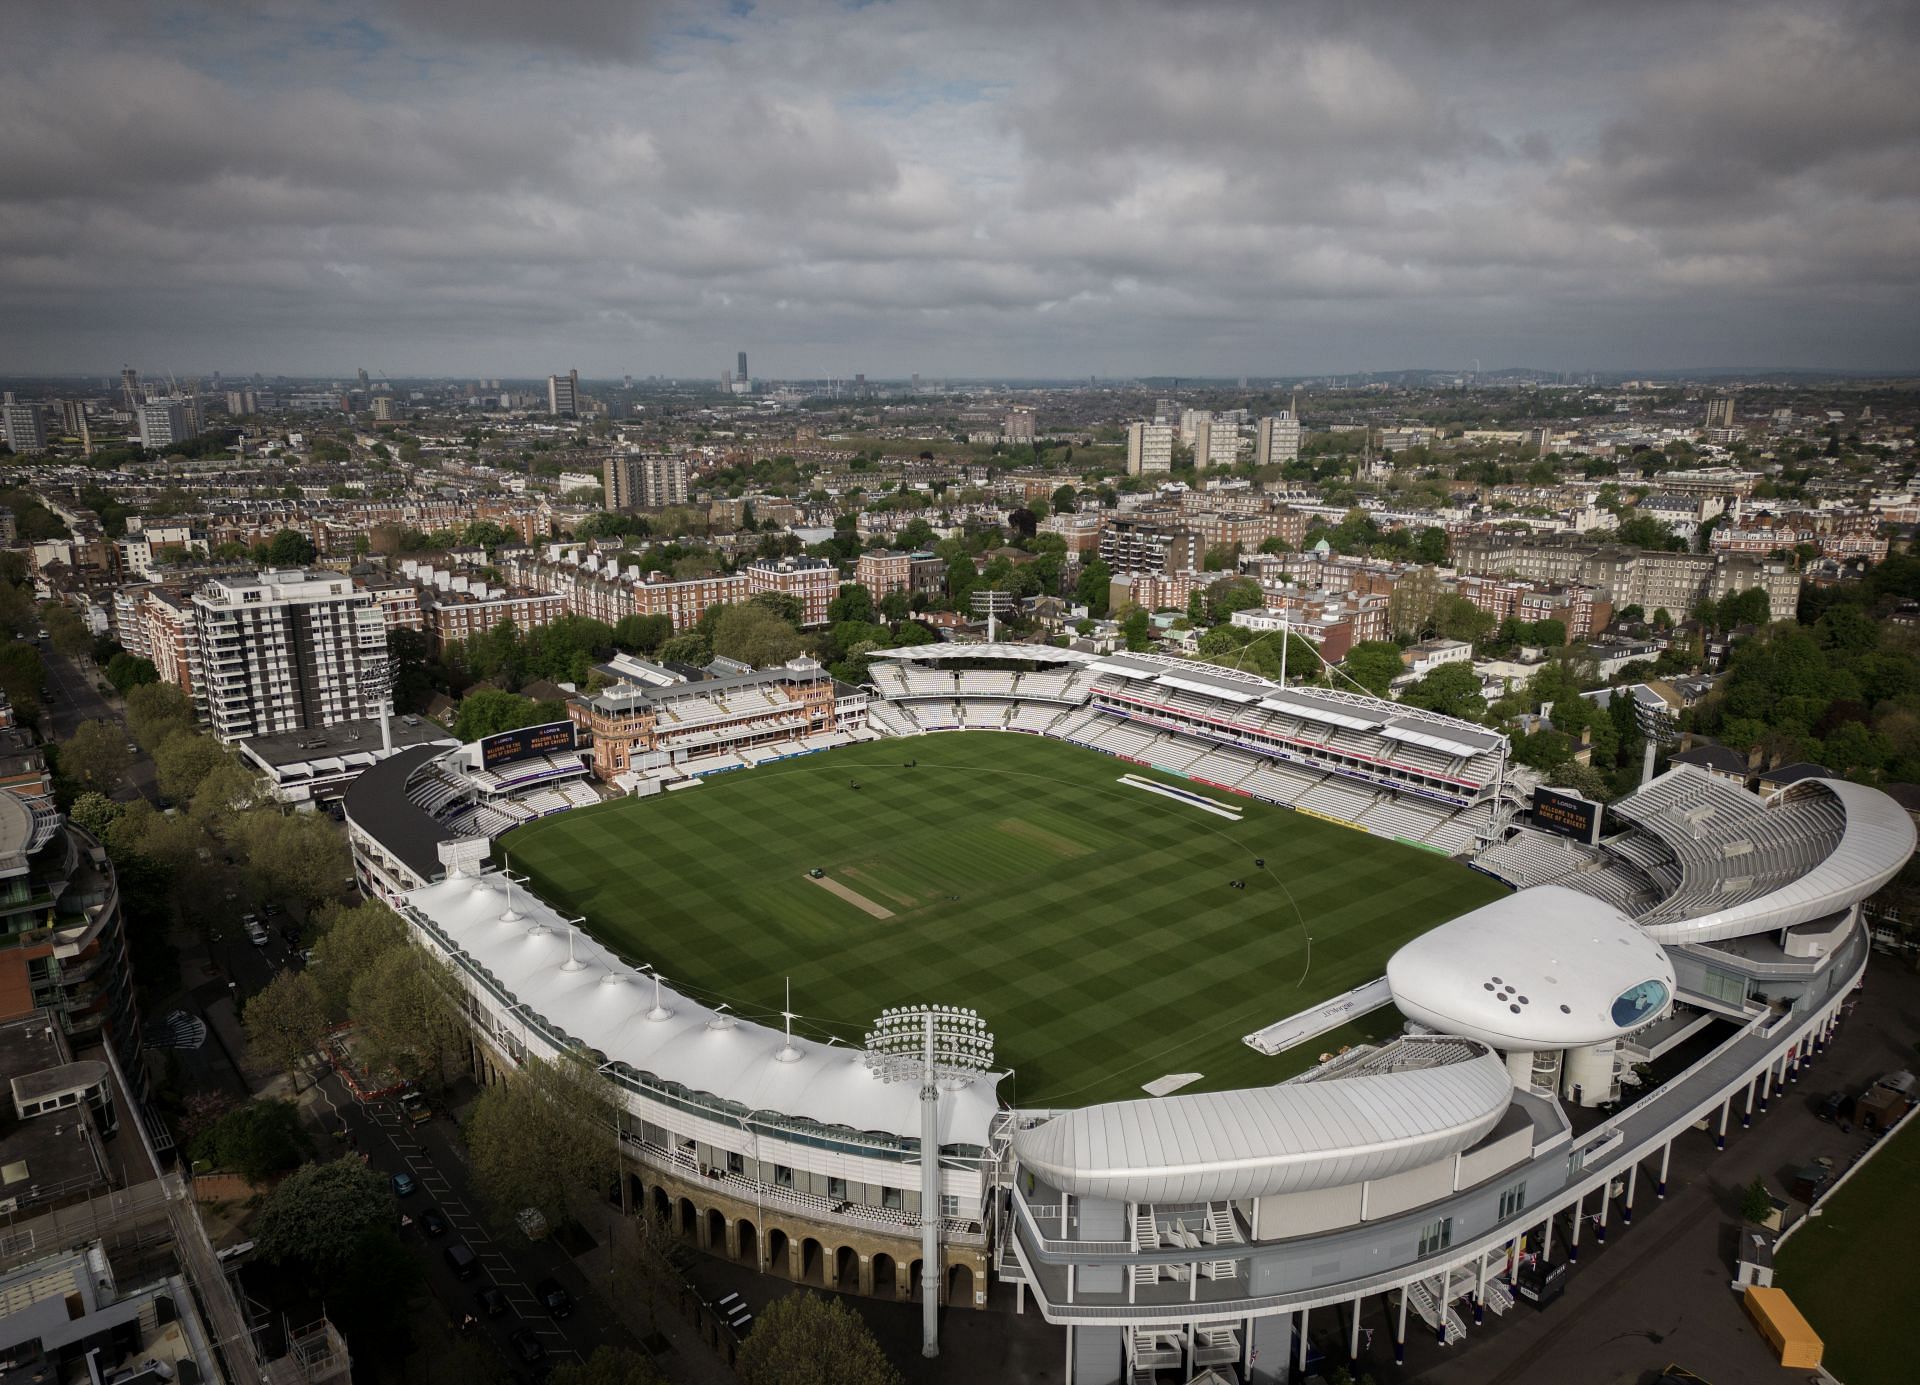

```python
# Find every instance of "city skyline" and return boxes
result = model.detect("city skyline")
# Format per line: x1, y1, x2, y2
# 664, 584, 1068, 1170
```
2, 1, 1917, 378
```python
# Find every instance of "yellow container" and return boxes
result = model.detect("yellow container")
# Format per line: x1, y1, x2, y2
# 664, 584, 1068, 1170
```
1743, 1285, 1823, 1369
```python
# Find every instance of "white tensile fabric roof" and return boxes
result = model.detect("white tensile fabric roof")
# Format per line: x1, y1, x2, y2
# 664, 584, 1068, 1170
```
403, 871, 1004, 1146
1637, 778, 1917, 945
1010, 1045, 1512, 1204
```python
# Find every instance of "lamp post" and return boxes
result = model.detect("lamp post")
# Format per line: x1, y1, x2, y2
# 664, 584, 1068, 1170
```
864, 1005, 995, 1358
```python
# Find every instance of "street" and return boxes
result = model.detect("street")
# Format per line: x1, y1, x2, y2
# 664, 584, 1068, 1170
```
40, 646, 159, 802
310, 1068, 646, 1378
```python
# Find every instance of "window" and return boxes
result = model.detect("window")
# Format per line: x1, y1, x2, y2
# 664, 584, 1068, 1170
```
1418, 1217, 1453, 1257
882, 1186, 903, 1210
774, 1165, 793, 1189
940, 1194, 960, 1218
1498, 1182, 1527, 1220
828, 1177, 847, 1201
1701, 967, 1747, 1006
726, 1151, 744, 1176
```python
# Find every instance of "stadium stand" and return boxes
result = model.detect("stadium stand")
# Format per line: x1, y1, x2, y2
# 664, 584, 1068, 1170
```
865, 644, 1514, 856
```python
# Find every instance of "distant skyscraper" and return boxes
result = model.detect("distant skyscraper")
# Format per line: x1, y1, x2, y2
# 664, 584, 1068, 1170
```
911, 373, 921, 393
1126, 421, 1175, 476
1, 395, 47, 454
1257, 411, 1304, 467
59, 399, 86, 434
1704, 397, 1736, 430
547, 372, 579, 417
603, 454, 689, 510
120, 366, 141, 413
737, 351, 749, 381
1004, 407, 1036, 444
357, 367, 370, 389
137, 400, 193, 450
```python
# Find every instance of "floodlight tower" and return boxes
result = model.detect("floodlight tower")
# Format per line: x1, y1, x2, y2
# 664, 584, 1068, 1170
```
864, 1004, 995, 1358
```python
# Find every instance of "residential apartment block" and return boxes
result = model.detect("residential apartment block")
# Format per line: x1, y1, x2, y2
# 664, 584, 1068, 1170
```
191, 569, 390, 740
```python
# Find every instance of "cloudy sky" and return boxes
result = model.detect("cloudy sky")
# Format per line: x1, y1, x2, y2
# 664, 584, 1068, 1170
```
3, 0, 1917, 379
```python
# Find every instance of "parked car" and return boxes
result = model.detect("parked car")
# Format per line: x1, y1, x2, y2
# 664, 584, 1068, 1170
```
245, 921, 269, 947
534, 1277, 574, 1319
399, 1092, 432, 1125
1817, 1091, 1849, 1123
508, 1326, 547, 1365
443, 1241, 478, 1280
418, 1206, 447, 1237
474, 1285, 508, 1318
390, 1171, 417, 1198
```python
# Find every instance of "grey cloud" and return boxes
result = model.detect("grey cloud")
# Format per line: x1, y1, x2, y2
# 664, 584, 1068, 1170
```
0, 0, 1915, 376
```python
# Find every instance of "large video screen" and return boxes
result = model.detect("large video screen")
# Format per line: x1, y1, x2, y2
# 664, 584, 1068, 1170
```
479, 720, 577, 768
1532, 786, 1602, 846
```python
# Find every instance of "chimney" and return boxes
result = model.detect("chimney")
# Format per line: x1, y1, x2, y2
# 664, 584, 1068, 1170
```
380, 700, 392, 755
1641, 738, 1657, 788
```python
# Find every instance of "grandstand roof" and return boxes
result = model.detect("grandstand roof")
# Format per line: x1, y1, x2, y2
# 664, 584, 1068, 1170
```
870, 643, 1093, 665
1635, 776, 1917, 945
340, 744, 461, 883
400, 868, 1005, 1147
1387, 886, 1677, 1049
1009, 1037, 1512, 1203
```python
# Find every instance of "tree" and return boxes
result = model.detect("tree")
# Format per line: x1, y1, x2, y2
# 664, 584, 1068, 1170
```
61, 719, 130, 794
1074, 559, 1112, 617
348, 945, 468, 1092
1120, 607, 1152, 651
190, 1099, 310, 1182
466, 1051, 623, 1229
1341, 641, 1405, 698
1740, 1176, 1775, 1224
69, 790, 120, 840
1399, 663, 1486, 721
104, 653, 159, 694
1432, 594, 1496, 644
308, 901, 407, 1020
244, 970, 328, 1090
548, 1347, 665, 1385
657, 631, 712, 665
713, 602, 804, 668
736, 1292, 901, 1385
265, 529, 318, 566
1714, 586, 1773, 630
153, 728, 225, 802
125, 681, 197, 751
1530, 618, 1568, 648
611, 613, 673, 656
232, 809, 352, 909
828, 583, 875, 625
42, 602, 92, 658
1204, 576, 1261, 623
255, 1158, 394, 1275
1413, 526, 1450, 565
190, 756, 267, 834
1051, 484, 1077, 513
452, 689, 559, 742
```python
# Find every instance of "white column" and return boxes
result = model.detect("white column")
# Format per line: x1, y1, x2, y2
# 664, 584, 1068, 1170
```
1349, 1295, 1362, 1358
1296, 1307, 1311, 1371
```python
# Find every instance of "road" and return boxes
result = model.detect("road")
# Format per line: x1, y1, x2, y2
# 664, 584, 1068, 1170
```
41, 646, 159, 802
311, 1069, 645, 1378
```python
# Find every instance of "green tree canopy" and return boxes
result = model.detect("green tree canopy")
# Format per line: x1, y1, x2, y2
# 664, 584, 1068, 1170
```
451, 689, 563, 742
254, 1158, 393, 1275
713, 602, 804, 667
265, 528, 318, 566
61, 719, 129, 795
735, 1292, 902, 1385
190, 1099, 310, 1182
1340, 641, 1406, 698
1399, 662, 1487, 721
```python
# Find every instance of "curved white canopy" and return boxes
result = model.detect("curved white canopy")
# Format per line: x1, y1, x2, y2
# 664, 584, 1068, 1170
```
402, 870, 1004, 1148
1635, 778, 1916, 945
1010, 1044, 1512, 1204
1389, 886, 1676, 1049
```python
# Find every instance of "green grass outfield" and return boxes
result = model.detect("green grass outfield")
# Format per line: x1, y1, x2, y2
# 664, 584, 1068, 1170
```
1774, 1114, 1920, 1385
503, 734, 1508, 1107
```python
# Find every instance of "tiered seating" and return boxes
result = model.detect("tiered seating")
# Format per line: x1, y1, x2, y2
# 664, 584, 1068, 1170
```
1295, 779, 1376, 821
1237, 760, 1323, 807
407, 771, 467, 815
1474, 829, 1600, 888
1362, 796, 1451, 841
868, 663, 911, 698
562, 782, 600, 807
866, 702, 920, 736
1422, 816, 1483, 856
953, 670, 1017, 696
1007, 703, 1063, 733
962, 699, 1011, 728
